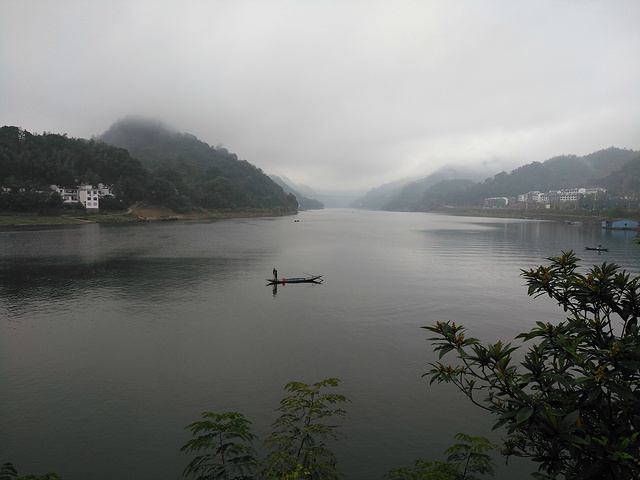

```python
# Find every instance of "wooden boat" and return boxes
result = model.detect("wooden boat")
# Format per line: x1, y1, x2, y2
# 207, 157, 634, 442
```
585, 246, 608, 251
267, 275, 323, 284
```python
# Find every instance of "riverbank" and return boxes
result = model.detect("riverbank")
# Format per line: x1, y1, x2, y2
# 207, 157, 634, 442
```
2, 205, 636, 228
430, 206, 608, 224
0, 205, 298, 227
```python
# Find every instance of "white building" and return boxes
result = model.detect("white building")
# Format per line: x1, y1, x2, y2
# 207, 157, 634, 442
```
484, 196, 509, 207
560, 188, 581, 202
78, 185, 100, 212
537, 192, 550, 203
518, 187, 606, 204
51, 184, 113, 212
584, 187, 605, 197
52, 186, 79, 203
97, 184, 113, 196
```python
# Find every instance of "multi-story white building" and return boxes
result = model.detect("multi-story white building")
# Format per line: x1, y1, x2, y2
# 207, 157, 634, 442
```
53, 186, 79, 203
583, 187, 605, 197
78, 185, 100, 212
518, 191, 540, 203
51, 183, 113, 212
516, 187, 606, 205
484, 196, 509, 207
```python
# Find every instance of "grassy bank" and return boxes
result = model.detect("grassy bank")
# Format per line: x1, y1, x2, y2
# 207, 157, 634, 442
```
0, 205, 297, 227
430, 206, 610, 224
2, 205, 635, 227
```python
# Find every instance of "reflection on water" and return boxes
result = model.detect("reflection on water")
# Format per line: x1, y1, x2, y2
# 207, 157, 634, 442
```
1, 212, 639, 480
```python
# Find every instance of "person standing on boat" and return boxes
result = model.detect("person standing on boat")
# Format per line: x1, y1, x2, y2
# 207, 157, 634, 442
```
273, 267, 278, 280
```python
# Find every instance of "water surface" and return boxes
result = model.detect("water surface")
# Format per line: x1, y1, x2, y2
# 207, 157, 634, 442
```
1, 210, 638, 479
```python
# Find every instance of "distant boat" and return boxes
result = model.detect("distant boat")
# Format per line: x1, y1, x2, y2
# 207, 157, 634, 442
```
267, 275, 323, 284
601, 219, 639, 230
585, 246, 608, 252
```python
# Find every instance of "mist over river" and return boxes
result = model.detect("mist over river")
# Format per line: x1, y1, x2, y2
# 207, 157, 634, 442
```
2, 209, 639, 479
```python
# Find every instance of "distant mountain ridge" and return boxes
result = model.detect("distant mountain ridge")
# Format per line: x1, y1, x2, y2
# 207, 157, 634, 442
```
0, 120, 299, 214
98, 116, 298, 212
100, 116, 256, 174
435, 147, 640, 208
269, 175, 324, 210
350, 177, 417, 210
355, 147, 640, 211
598, 155, 640, 193
352, 164, 488, 210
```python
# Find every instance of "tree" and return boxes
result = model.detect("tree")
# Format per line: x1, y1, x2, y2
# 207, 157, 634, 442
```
262, 379, 349, 480
0, 463, 18, 480
385, 433, 500, 480
182, 379, 349, 480
0, 462, 62, 480
425, 251, 640, 479
181, 412, 259, 480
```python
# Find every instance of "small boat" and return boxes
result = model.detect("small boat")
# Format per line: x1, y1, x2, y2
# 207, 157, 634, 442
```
266, 275, 323, 284
585, 246, 608, 251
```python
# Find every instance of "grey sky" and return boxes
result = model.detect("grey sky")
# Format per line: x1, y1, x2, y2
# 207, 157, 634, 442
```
2, 1, 639, 193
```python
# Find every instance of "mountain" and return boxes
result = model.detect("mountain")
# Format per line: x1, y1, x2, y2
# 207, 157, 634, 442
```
350, 177, 414, 210
0, 119, 298, 214
353, 165, 487, 211
424, 147, 640, 208
0, 125, 149, 210
100, 117, 237, 171
598, 154, 640, 193
269, 175, 324, 210
98, 116, 297, 212
276, 175, 318, 198
368, 147, 639, 211
417, 178, 477, 210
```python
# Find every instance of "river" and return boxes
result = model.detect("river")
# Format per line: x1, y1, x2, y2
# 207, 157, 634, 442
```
1, 210, 638, 479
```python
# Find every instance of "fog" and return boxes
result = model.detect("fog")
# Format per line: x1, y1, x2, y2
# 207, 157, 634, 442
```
1, 0, 639, 194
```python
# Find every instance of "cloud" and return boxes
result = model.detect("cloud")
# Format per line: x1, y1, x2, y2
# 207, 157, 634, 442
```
1, 0, 639, 193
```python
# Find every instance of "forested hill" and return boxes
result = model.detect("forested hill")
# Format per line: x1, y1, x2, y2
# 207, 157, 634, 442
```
269, 175, 324, 210
0, 125, 150, 209
598, 155, 640, 192
0, 120, 298, 214
355, 166, 482, 211
100, 117, 242, 172
366, 147, 639, 211
98, 117, 297, 212
430, 147, 639, 208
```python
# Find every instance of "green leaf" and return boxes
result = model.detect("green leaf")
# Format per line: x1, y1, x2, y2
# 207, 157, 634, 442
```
438, 345, 455, 359
516, 407, 534, 425
558, 410, 580, 432
558, 433, 590, 445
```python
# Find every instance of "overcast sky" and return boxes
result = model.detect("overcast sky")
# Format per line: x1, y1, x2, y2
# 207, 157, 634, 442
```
2, 1, 639, 194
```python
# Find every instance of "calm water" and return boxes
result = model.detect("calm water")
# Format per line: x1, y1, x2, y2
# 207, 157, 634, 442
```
1, 210, 639, 479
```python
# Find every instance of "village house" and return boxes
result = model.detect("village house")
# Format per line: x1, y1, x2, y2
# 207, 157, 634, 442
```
483, 196, 509, 208
513, 187, 606, 206
51, 183, 113, 212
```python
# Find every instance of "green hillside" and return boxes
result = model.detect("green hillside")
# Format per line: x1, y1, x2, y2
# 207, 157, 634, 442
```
99, 117, 298, 212
269, 175, 324, 210
0, 125, 149, 212
374, 147, 639, 210
0, 119, 298, 215
598, 154, 640, 193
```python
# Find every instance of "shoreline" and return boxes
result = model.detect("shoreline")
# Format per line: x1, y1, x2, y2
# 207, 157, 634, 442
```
0, 206, 298, 228
429, 206, 607, 224
1, 205, 637, 228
